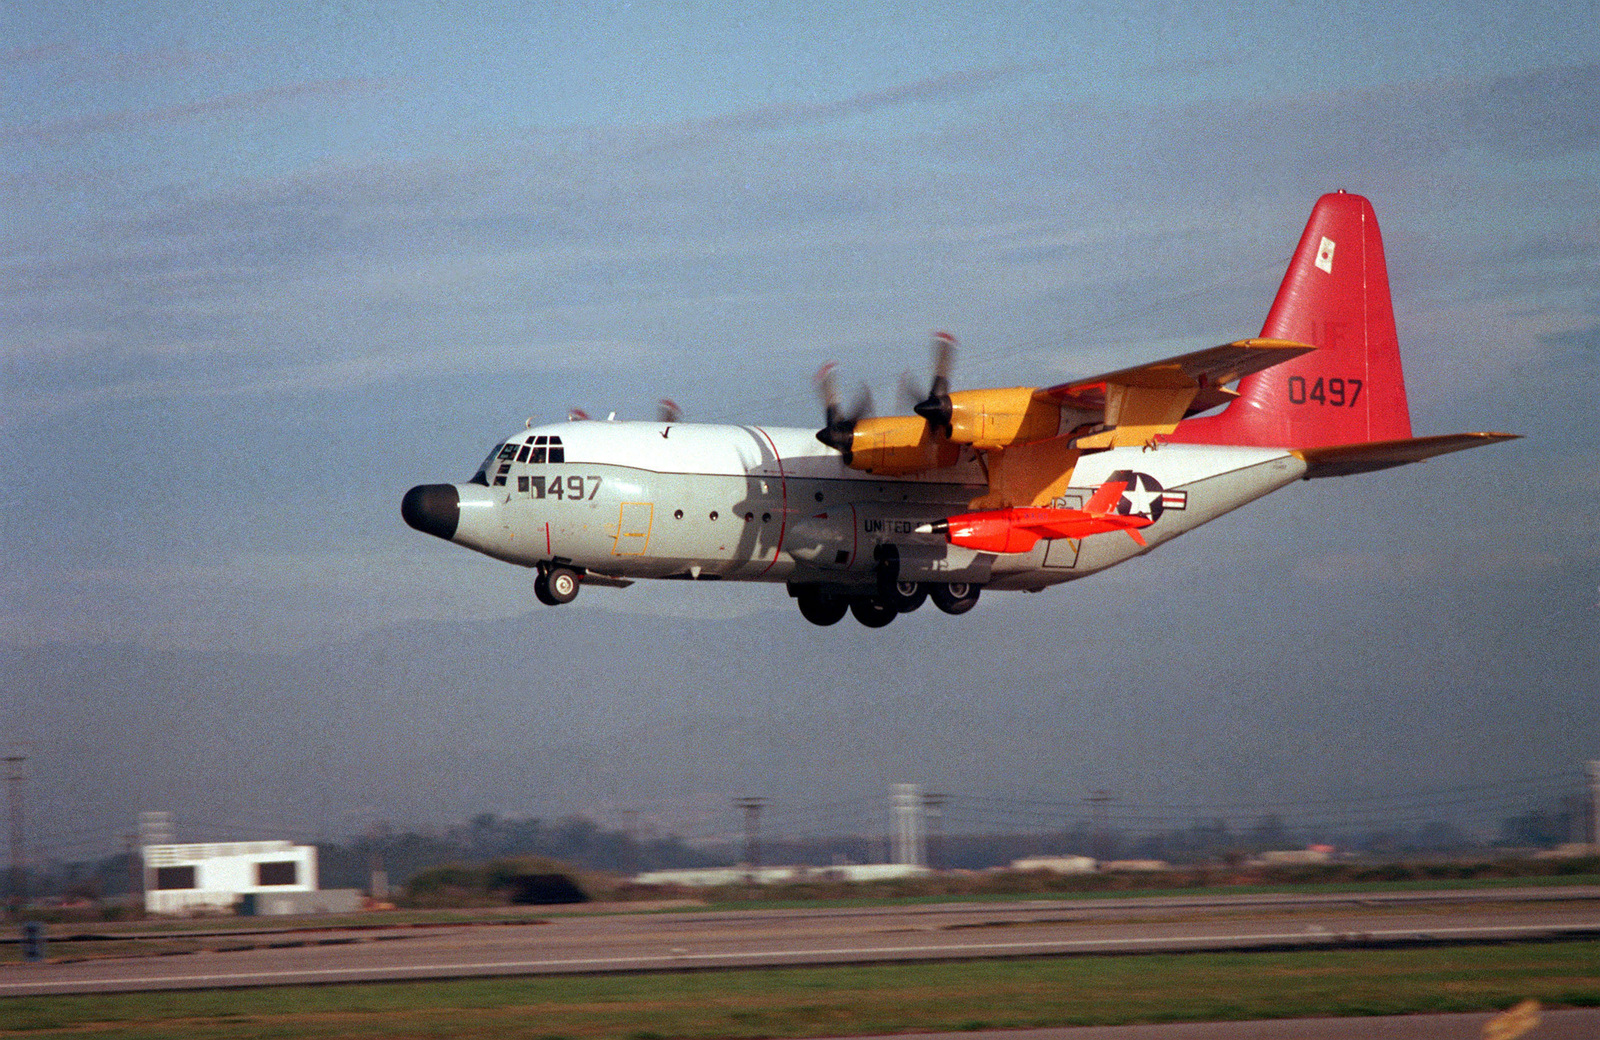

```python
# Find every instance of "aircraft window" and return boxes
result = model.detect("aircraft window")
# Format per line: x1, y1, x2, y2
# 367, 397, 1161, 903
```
674, 509, 684, 520
549, 445, 564, 463
516, 444, 531, 463
744, 512, 754, 522
497, 443, 519, 461
534, 436, 548, 445
518, 476, 529, 493
762, 512, 771, 523
709, 510, 718, 520
471, 443, 505, 485
530, 446, 547, 464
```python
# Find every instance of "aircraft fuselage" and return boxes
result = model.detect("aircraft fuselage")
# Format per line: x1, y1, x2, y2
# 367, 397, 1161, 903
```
404, 419, 1306, 600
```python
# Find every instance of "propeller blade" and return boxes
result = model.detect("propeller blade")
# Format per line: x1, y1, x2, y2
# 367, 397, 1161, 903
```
656, 398, 682, 424
897, 370, 923, 413
847, 385, 874, 425
814, 362, 871, 457
814, 362, 842, 424
568, 407, 591, 421
929, 330, 955, 398
913, 331, 957, 431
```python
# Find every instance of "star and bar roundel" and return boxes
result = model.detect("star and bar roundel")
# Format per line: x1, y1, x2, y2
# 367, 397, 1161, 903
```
1107, 469, 1188, 522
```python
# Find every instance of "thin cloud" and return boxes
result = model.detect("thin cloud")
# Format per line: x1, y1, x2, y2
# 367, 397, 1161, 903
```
8, 77, 393, 143
641, 65, 1032, 152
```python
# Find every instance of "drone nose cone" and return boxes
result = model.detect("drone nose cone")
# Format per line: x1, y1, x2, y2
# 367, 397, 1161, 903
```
402, 484, 460, 540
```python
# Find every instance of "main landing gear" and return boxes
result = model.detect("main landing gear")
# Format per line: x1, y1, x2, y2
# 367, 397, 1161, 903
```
534, 562, 581, 606
791, 581, 981, 628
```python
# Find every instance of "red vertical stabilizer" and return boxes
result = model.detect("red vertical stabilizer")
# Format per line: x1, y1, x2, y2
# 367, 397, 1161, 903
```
1170, 192, 1413, 449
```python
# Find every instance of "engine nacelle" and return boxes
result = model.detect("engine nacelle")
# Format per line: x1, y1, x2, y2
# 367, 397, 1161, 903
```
945, 387, 1063, 449
845, 415, 961, 474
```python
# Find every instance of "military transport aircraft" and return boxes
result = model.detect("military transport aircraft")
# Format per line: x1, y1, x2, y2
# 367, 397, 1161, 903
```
403, 192, 1515, 627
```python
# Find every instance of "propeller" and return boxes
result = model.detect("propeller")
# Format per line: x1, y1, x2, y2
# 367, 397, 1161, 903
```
656, 398, 682, 423
814, 362, 873, 456
911, 331, 957, 433
568, 407, 591, 421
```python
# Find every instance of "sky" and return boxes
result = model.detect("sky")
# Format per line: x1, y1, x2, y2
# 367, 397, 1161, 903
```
3, 2, 1598, 862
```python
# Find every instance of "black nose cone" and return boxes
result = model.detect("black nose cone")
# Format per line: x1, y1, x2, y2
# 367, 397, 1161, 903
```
402, 484, 460, 540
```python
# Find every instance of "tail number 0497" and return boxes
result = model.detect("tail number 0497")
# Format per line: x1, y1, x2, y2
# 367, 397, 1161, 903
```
1287, 376, 1363, 407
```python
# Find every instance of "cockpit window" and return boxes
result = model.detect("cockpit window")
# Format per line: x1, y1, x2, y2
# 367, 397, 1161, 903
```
469, 434, 565, 485
470, 442, 507, 485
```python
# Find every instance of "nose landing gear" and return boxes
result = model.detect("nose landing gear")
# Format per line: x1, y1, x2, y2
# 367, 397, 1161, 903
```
535, 563, 581, 605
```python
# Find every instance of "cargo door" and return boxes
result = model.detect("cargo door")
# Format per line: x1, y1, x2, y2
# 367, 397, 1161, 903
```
613, 502, 653, 555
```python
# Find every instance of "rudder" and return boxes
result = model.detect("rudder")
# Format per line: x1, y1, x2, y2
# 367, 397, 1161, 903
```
1172, 192, 1413, 448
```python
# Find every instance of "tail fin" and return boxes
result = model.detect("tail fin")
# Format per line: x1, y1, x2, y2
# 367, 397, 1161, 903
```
1172, 192, 1413, 448
1081, 476, 1129, 514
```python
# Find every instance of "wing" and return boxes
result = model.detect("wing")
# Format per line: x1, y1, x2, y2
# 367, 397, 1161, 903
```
842, 338, 1315, 508
1037, 339, 1315, 447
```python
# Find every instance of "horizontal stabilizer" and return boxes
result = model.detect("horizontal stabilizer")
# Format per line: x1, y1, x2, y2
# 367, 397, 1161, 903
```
1294, 432, 1519, 479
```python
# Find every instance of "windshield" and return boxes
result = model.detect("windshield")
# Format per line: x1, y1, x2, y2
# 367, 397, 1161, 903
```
469, 434, 567, 485
470, 442, 507, 485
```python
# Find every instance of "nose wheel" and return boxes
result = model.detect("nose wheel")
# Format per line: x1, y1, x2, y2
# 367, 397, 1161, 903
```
535, 564, 581, 605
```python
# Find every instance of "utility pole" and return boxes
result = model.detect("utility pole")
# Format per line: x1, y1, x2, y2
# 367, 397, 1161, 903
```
1086, 790, 1113, 865
368, 821, 390, 901
5, 753, 24, 918
621, 809, 641, 874
1588, 761, 1599, 849
923, 793, 949, 871
124, 833, 141, 908
734, 797, 766, 879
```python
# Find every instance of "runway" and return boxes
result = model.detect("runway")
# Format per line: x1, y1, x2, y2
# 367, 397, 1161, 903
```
3, 885, 1597, 997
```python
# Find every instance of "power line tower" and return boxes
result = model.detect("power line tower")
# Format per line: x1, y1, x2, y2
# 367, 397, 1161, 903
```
892, 783, 925, 867
734, 797, 766, 877
5, 752, 24, 918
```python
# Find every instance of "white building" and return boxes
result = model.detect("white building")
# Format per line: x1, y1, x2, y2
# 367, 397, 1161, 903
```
143, 841, 318, 914
1011, 855, 1098, 874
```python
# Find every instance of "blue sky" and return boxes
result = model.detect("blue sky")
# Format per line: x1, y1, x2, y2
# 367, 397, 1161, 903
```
3, 2, 1597, 855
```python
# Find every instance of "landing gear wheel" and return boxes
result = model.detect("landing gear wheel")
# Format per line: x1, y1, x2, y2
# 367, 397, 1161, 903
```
850, 597, 897, 628
930, 582, 980, 615
536, 565, 581, 605
884, 580, 927, 614
796, 588, 849, 626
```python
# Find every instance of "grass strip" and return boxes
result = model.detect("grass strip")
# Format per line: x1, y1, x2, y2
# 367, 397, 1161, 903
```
3, 941, 1598, 1040
687, 872, 1600, 912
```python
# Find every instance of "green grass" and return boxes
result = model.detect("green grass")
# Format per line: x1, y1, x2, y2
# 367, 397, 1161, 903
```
4, 941, 1598, 1039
